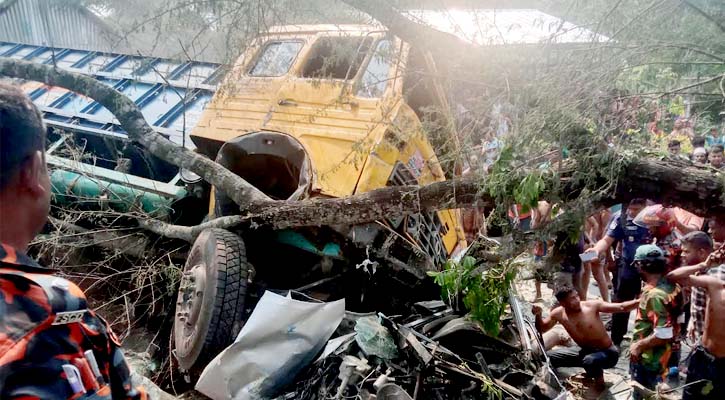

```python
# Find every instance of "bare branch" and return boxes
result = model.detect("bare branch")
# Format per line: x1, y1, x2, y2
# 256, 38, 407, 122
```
659, 73, 725, 97
48, 217, 149, 258
340, 0, 482, 59
137, 215, 242, 242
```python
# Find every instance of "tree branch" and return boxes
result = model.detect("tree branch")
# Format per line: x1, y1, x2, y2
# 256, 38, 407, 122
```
137, 215, 243, 242
340, 0, 482, 58
48, 217, 149, 258
659, 73, 725, 97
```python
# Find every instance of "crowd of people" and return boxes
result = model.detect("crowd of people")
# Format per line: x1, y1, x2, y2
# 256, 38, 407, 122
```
532, 199, 724, 399
660, 118, 724, 169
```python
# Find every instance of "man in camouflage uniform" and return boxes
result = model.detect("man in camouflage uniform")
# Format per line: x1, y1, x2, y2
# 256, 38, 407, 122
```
628, 245, 682, 398
0, 83, 146, 399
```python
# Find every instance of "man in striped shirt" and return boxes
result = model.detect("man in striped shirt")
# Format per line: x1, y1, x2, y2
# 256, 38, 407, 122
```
681, 273, 725, 399
668, 218, 725, 342
669, 225, 725, 399
688, 262, 725, 341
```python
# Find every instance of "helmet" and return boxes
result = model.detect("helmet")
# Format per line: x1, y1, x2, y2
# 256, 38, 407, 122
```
633, 244, 666, 265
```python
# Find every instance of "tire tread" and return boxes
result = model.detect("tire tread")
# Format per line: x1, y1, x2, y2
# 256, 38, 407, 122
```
195, 229, 251, 370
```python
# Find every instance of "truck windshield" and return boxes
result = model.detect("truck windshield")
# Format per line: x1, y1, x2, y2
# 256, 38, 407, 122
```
249, 41, 303, 77
301, 36, 373, 80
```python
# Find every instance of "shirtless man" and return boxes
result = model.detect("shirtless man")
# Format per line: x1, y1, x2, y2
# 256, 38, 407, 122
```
585, 208, 613, 301
681, 274, 725, 399
533, 286, 639, 389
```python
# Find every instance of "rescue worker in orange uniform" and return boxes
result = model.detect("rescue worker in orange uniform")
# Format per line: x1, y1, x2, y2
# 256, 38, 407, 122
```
0, 83, 146, 399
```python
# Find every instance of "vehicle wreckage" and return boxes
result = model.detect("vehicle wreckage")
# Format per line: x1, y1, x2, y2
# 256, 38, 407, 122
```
3, 24, 566, 399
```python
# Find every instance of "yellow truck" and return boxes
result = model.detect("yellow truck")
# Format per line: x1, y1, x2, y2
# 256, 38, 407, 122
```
173, 25, 468, 375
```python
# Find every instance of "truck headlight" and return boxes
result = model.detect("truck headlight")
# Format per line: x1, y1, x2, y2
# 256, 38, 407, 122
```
180, 168, 202, 184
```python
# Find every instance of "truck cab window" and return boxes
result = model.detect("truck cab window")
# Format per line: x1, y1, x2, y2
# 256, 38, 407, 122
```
356, 39, 394, 98
301, 36, 372, 80
249, 41, 303, 77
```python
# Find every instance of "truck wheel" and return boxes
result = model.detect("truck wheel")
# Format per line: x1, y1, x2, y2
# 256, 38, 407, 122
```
173, 228, 254, 373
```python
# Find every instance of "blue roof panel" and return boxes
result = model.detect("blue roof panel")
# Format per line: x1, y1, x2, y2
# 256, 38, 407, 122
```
142, 87, 186, 124
1, 41, 220, 149
167, 92, 212, 132
54, 93, 94, 114
138, 60, 181, 80
55, 50, 88, 68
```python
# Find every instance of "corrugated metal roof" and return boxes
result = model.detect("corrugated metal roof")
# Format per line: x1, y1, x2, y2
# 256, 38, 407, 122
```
404, 9, 608, 45
1, 41, 221, 148
0, 0, 120, 52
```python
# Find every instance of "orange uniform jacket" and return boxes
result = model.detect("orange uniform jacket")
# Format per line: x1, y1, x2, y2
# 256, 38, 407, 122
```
0, 243, 147, 399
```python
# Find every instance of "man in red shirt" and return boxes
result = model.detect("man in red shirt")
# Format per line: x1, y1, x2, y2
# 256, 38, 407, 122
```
0, 83, 146, 399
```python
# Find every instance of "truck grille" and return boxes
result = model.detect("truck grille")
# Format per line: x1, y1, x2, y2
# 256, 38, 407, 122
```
386, 162, 449, 266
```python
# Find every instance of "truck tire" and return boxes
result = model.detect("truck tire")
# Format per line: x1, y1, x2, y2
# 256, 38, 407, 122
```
173, 228, 254, 374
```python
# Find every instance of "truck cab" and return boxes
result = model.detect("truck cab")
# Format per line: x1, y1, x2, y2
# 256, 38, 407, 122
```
191, 25, 466, 267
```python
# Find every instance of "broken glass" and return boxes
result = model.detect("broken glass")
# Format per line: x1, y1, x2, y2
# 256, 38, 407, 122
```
301, 36, 372, 80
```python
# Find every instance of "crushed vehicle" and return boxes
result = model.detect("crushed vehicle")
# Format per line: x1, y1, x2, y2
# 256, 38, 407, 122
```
172, 24, 472, 376
280, 292, 566, 400
2, 28, 467, 377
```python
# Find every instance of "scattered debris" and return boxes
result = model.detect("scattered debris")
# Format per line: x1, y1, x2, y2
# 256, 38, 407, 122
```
275, 295, 567, 399
355, 316, 399, 360
335, 356, 372, 398
377, 383, 415, 400
131, 373, 177, 400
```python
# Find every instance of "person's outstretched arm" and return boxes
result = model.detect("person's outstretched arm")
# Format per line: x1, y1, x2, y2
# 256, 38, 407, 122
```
533, 305, 559, 333
689, 274, 723, 292
593, 298, 640, 313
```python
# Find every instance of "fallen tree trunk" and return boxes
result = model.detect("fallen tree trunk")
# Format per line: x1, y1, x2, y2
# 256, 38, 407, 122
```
617, 157, 725, 215
3, 59, 723, 244
0, 59, 271, 210
137, 176, 488, 241
341, 0, 481, 58
140, 157, 725, 242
